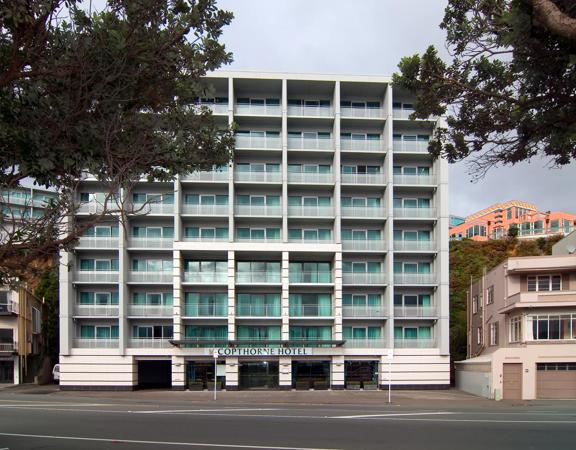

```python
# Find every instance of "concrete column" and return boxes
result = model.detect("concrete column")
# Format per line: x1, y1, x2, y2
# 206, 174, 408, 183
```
331, 355, 345, 389
281, 78, 288, 241
279, 356, 292, 389
228, 76, 235, 241
385, 83, 395, 350
228, 251, 236, 341
333, 252, 342, 340
118, 189, 128, 354
281, 251, 290, 340
333, 81, 342, 243
59, 249, 72, 356
172, 355, 186, 390
225, 356, 239, 390
174, 177, 182, 240
173, 249, 182, 340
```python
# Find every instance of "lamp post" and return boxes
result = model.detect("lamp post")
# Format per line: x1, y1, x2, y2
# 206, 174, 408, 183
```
213, 349, 218, 401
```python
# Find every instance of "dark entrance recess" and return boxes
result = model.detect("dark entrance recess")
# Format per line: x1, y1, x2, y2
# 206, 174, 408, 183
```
345, 361, 378, 388
186, 362, 225, 390
239, 361, 279, 390
137, 360, 171, 389
0, 360, 13, 383
292, 361, 330, 389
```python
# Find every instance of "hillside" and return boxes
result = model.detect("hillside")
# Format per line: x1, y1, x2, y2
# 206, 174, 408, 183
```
449, 235, 563, 362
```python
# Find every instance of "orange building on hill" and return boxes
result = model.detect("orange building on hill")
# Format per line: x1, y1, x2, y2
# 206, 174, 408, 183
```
450, 200, 576, 241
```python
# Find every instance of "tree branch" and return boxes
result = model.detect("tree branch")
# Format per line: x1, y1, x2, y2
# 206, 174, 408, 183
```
531, 0, 576, 41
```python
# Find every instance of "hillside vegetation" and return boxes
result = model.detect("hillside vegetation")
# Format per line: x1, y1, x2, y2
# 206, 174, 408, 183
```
450, 235, 563, 362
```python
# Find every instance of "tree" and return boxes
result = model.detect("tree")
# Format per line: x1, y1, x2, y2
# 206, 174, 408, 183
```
0, 0, 235, 284
34, 269, 59, 362
393, 0, 576, 177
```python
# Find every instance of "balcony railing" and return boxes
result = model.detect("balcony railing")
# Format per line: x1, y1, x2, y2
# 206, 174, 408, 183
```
341, 173, 386, 185
393, 141, 429, 153
183, 272, 227, 284
289, 305, 333, 317
77, 237, 119, 249
236, 271, 281, 284
342, 305, 387, 318
288, 205, 334, 217
394, 338, 436, 348
236, 304, 281, 317
235, 236, 281, 243
181, 204, 229, 216
128, 272, 173, 283
393, 174, 437, 185
74, 305, 119, 317
73, 339, 119, 349
128, 304, 173, 317
287, 105, 333, 117
234, 171, 282, 183
341, 206, 386, 218
287, 137, 333, 151
341, 139, 383, 152
394, 305, 437, 318
289, 272, 332, 284
0, 342, 15, 352
392, 109, 416, 120
195, 103, 228, 115
342, 272, 386, 285
342, 240, 386, 251
341, 107, 384, 119
288, 238, 333, 245
183, 236, 229, 243
181, 171, 229, 182
393, 240, 437, 252
394, 207, 436, 219
235, 104, 281, 116
77, 202, 106, 214
0, 300, 18, 315
128, 237, 173, 249
344, 338, 387, 348
287, 172, 334, 184
183, 303, 228, 317
235, 135, 282, 150
130, 202, 174, 215
235, 205, 282, 217
74, 271, 119, 283
394, 273, 437, 285
128, 338, 173, 348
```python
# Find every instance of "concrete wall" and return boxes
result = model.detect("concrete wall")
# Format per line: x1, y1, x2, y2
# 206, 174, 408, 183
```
455, 365, 492, 399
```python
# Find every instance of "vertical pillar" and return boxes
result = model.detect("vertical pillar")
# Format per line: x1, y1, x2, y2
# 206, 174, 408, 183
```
172, 355, 185, 390
174, 177, 182, 241
331, 355, 345, 389
118, 188, 128, 354
333, 81, 341, 243
281, 78, 288, 241
59, 248, 72, 356
281, 251, 290, 340
333, 253, 342, 340
173, 249, 182, 340
225, 357, 239, 390
384, 83, 395, 350
228, 76, 235, 240
279, 356, 292, 389
227, 251, 235, 341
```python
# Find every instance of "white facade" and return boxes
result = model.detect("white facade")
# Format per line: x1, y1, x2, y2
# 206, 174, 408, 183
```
59, 71, 450, 390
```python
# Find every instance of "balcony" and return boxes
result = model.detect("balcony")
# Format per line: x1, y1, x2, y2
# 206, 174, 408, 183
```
341, 206, 386, 219
394, 338, 436, 348
393, 140, 429, 153
77, 237, 119, 249
195, 103, 228, 115
499, 290, 576, 313
236, 304, 281, 317
77, 202, 105, 214
344, 338, 387, 348
340, 138, 383, 152
342, 272, 386, 285
128, 237, 173, 249
341, 107, 384, 119
236, 271, 281, 284
128, 338, 173, 348
394, 207, 436, 219
235, 104, 281, 116
235, 135, 281, 150
235, 236, 281, 244
288, 205, 334, 217
235, 205, 282, 217
342, 240, 386, 252
288, 238, 333, 245
183, 272, 227, 284
130, 202, 174, 215
287, 137, 333, 151
128, 272, 173, 283
181, 204, 229, 216
394, 273, 437, 285
181, 171, 229, 182
392, 109, 417, 120
393, 174, 437, 186
341, 173, 386, 185
234, 171, 282, 183
393, 240, 437, 252
342, 305, 387, 318
73, 339, 119, 349
0, 342, 15, 352
394, 305, 437, 318
287, 172, 333, 184
74, 271, 119, 283
74, 305, 119, 317
289, 305, 333, 317
183, 236, 229, 243
183, 303, 228, 317
287, 105, 333, 117
127, 304, 173, 317
289, 272, 332, 284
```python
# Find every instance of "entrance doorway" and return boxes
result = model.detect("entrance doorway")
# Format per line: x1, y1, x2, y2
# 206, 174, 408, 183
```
0, 360, 13, 383
292, 361, 330, 389
186, 362, 225, 390
137, 360, 171, 389
345, 361, 378, 388
239, 361, 279, 389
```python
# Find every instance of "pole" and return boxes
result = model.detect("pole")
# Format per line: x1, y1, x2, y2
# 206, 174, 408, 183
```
213, 353, 217, 401
388, 358, 391, 404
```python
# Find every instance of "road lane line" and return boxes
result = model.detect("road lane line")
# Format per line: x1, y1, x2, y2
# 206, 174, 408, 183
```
0, 432, 342, 450
358, 417, 576, 424
334, 411, 455, 419
132, 408, 281, 414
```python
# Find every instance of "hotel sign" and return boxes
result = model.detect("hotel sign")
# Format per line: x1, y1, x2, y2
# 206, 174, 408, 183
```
215, 347, 313, 357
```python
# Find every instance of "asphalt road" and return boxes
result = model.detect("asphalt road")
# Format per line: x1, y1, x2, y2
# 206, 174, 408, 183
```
0, 387, 574, 450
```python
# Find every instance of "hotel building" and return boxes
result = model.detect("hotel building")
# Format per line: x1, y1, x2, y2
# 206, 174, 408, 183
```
59, 71, 450, 390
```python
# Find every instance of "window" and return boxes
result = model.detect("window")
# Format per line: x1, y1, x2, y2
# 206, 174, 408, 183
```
472, 295, 479, 314
132, 325, 173, 339
236, 227, 280, 240
32, 307, 41, 334
288, 228, 332, 241
393, 293, 431, 307
529, 314, 576, 340
343, 293, 381, 307
487, 286, 494, 305
394, 326, 431, 340
510, 316, 522, 343
79, 325, 119, 340
527, 275, 562, 292
477, 326, 483, 345
132, 292, 172, 306
489, 322, 499, 346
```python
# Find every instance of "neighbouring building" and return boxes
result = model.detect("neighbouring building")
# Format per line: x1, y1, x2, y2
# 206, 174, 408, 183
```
0, 286, 44, 384
449, 200, 576, 241
59, 71, 450, 391
455, 253, 576, 400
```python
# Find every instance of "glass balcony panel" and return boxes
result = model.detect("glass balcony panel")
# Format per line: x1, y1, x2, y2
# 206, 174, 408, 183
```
235, 135, 282, 150
128, 272, 172, 283
183, 272, 228, 284
236, 304, 281, 317
340, 139, 383, 152
235, 104, 281, 116
182, 171, 229, 182
234, 171, 282, 183
393, 174, 436, 185
341, 206, 386, 218
341, 173, 386, 185
130, 202, 174, 215
394, 273, 437, 284
342, 272, 386, 285
393, 305, 437, 317
235, 271, 281, 284
344, 338, 387, 348
128, 237, 173, 249
393, 240, 437, 251
341, 106, 384, 119
127, 304, 173, 317
287, 172, 334, 184
393, 207, 436, 219
394, 338, 436, 348
342, 305, 387, 318
289, 304, 332, 317
184, 303, 227, 317
128, 338, 173, 348
289, 271, 332, 284
342, 240, 386, 251
392, 140, 429, 153
181, 204, 229, 216
287, 105, 333, 117
234, 205, 282, 216
74, 305, 119, 317
74, 271, 119, 283
73, 339, 119, 348
287, 205, 334, 217
287, 137, 333, 151
77, 237, 119, 249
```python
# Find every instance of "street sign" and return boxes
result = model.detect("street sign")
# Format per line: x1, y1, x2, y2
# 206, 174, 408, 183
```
213, 349, 219, 359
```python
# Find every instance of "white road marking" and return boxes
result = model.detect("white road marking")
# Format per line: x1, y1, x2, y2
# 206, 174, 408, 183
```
0, 432, 342, 450
335, 411, 455, 419
132, 408, 281, 414
358, 417, 576, 424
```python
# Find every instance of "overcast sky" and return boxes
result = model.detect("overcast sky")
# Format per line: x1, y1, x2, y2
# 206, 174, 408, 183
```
215, 0, 576, 216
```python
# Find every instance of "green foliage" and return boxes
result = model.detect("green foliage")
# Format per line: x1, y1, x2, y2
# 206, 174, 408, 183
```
34, 269, 59, 362
393, 0, 576, 176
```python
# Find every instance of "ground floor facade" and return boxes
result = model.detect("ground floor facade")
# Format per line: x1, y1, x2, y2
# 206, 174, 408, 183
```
0, 356, 20, 385
455, 344, 576, 400
59, 348, 450, 391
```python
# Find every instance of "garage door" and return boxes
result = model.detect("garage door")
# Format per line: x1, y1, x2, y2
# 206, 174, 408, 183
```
137, 360, 171, 389
537, 363, 576, 399
502, 363, 522, 400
